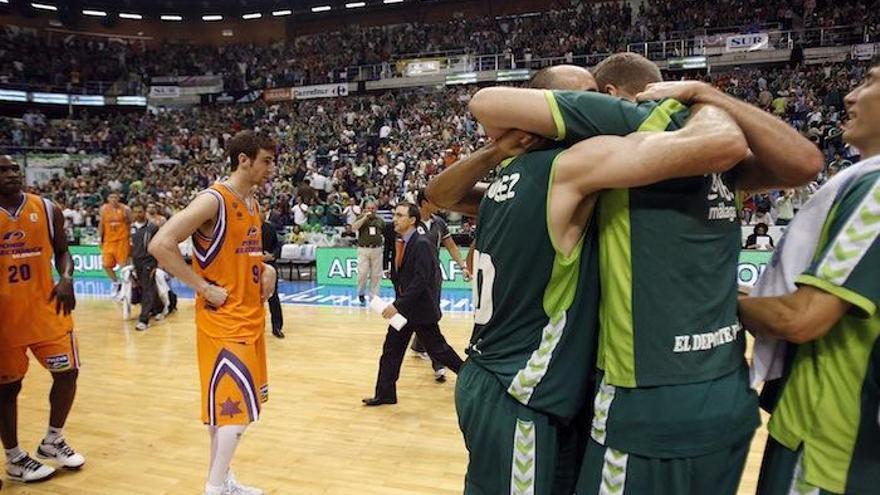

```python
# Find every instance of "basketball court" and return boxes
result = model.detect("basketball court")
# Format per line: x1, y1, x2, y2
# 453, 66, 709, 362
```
6, 287, 768, 494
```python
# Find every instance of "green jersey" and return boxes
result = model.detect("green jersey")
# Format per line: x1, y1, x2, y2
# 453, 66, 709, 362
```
767, 170, 880, 494
469, 148, 599, 421
548, 90, 744, 388
548, 90, 759, 458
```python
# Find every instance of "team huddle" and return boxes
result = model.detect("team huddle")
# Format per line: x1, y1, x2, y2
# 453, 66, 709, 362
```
1, 52, 878, 495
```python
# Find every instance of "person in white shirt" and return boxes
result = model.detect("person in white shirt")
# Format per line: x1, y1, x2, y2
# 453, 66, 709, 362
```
343, 197, 362, 226
292, 199, 309, 227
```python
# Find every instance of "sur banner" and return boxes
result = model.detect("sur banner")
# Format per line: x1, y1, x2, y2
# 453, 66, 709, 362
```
725, 32, 769, 52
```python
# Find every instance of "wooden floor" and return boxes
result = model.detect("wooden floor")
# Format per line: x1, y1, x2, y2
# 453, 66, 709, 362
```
8, 300, 767, 494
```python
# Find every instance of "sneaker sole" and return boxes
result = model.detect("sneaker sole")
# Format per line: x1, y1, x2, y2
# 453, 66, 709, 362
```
6, 470, 56, 483
35, 448, 85, 470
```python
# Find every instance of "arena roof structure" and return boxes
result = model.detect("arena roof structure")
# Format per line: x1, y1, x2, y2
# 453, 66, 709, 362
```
6, 0, 449, 22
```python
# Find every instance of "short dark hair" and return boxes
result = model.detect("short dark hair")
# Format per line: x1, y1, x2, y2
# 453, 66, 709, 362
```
130, 202, 144, 211
416, 190, 428, 206
594, 53, 662, 95
397, 201, 420, 221
227, 131, 276, 171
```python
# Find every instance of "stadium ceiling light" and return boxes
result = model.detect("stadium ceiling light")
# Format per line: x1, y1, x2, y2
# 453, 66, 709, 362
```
119, 12, 142, 19
311, 5, 331, 12
272, 9, 292, 16
345, 2, 366, 7
383, 0, 404, 4
242, 12, 262, 19
202, 14, 223, 21
31, 2, 57, 11
160, 14, 183, 21
82, 9, 107, 17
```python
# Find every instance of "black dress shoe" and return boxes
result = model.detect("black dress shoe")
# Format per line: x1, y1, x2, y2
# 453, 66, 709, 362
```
362, 397, 397, 406
272, 328, 285, 339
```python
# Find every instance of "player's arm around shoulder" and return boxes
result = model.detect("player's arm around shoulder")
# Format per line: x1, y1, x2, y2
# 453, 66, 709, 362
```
468, 87, 557, 140
555, 104, 749, 196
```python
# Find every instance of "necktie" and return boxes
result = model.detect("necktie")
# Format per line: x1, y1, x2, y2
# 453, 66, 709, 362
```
395, 238, 405, 270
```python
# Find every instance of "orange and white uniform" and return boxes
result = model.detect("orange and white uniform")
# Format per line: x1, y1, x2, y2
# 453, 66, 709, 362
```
193, 183, 266, 426
100, 203, 130, 268
0, 193, 77, 384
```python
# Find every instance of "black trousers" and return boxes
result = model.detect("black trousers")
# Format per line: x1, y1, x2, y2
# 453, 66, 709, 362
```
410, 335, 444, 371
134, 259, 162, 324
374, 322, 463, 401
267, 263, 283, 331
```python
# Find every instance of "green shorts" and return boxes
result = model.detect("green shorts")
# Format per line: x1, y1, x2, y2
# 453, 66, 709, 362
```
757, 437, 839, 495
574, 434, 752, 495
455, 361, 587, 495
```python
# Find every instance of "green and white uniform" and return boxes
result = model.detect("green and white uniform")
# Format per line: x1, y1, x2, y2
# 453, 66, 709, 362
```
544, 90, 760, 494
456, 148, 599, 495
758, 170, 880, 495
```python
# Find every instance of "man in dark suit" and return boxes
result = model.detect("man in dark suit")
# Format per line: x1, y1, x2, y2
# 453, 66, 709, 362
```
262, 219, 284, 338
362, 202, 464, 406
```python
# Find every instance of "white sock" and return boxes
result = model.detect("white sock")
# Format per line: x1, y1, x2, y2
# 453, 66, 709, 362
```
5, 446, 25, 463
45, 426, 63, 444
207, 425, 246, 487
208, 426, 218, 470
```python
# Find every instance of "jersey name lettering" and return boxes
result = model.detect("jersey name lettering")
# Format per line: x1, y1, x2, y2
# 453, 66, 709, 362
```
486, 173, 521, 203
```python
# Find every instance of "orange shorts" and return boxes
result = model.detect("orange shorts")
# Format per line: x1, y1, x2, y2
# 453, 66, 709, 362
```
102, 240, 130, 269
197, 331, 268, 426
0, 331, 80, 384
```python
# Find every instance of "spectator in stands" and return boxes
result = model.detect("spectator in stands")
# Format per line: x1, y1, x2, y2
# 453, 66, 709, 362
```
292, 198, 309, 227
752, 205, 775, 226
297, 178, 318, 204
288, 224, 308, 245
774, 189, 796, 225
343, 197, 362, 226
745, 223, 775, 250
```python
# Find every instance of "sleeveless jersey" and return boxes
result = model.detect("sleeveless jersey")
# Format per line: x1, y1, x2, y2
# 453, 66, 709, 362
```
548, 90, 743, 388
469, 148, 599, 421
0, 193, 73, 348
192, 183, 265, 343
548, 90, 758, 458
101, 204, 130, 243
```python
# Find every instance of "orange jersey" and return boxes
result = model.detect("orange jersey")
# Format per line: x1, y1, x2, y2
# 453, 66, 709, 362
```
193, 184, 265, 342
100, 204, 130, 243
0, 194, 73, 348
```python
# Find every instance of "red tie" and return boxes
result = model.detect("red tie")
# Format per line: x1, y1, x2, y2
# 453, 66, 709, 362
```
395, 238, 405, 270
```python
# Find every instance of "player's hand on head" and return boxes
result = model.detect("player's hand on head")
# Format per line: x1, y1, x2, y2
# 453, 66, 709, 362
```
493, 129, 546, 157
49, 279, 76, 315
201, 284, 228, 307
635, 81, 710, 103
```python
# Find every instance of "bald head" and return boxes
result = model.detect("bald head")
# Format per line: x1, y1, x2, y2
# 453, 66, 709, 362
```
530, 65, 597, 91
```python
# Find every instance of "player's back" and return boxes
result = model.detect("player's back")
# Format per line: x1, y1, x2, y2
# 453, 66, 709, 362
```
469, 148, 599, 421
0, 193, 73, 348
101, 204, 129, 243
192, 183, 265, 343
